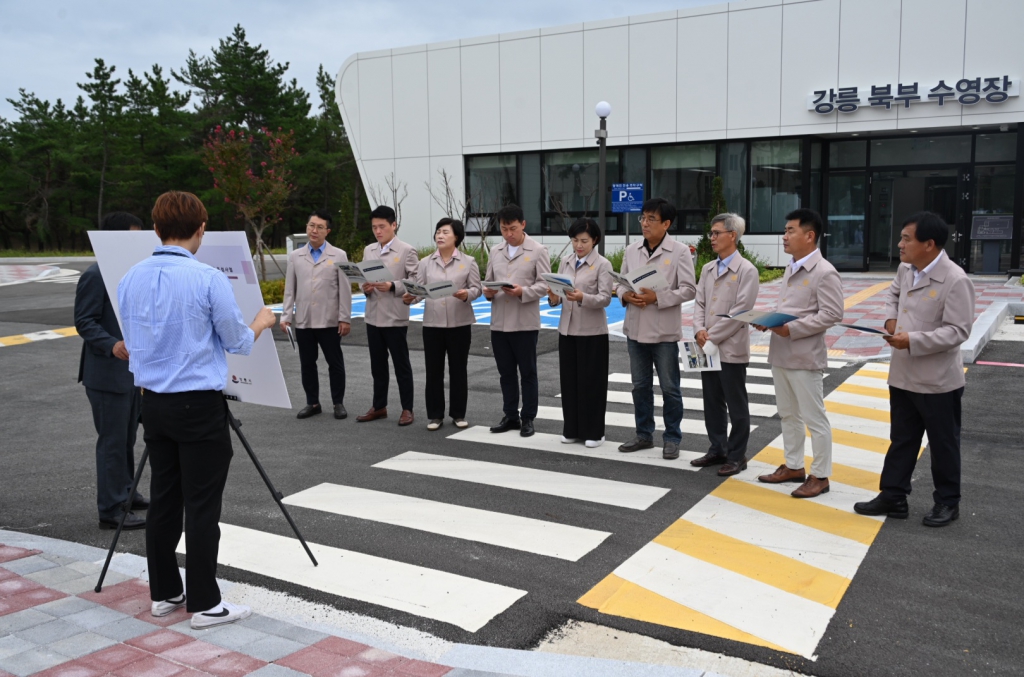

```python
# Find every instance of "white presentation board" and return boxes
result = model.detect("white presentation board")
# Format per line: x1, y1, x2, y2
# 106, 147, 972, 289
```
88, 230, 291, 409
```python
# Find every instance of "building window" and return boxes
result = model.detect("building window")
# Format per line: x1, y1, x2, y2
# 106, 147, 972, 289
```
542, 149, 619, 234
519, 153, 542, 235
976, 132, 1017, 163
750, 139, 802, 233
719, 142, 748, 222
650, 144, 716, 233
971, 164, 1016, 273
466, 155, 517, 230
830, 140, 866, 168
870, 135, 971, 166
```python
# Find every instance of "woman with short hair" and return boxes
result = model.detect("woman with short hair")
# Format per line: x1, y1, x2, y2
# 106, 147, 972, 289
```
403, 218, 481, 430
547, 218, 613, 448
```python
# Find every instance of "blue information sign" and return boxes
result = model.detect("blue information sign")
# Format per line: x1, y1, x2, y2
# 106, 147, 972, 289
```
611, 183, 644, 213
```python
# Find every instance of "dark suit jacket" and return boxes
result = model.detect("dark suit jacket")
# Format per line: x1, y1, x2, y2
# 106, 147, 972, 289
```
75, 264, 135, 393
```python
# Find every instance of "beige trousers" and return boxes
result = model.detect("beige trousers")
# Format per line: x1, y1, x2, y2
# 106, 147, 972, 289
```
771, 366, 833, 479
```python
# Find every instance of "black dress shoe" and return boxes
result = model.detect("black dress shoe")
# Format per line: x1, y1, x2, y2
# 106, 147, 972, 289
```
297, 404, 322, 419
618, 437, 654, 453
130, 494, 150, 510
922, 503, 959, 527
853, 495, 909, 519
334, 404, 347, 420
99, 512, 146, 531
489, 416, 521, 433
717, 460, 747, 476
520, 419, 535, 437
690, 452, 727, 468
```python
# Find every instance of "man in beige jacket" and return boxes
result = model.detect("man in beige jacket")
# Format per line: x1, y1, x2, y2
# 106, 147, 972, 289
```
484, 204, 551, 438
691, 213, 759, 475
757, 209, 843, 498
855, 212, 974, 528
615, 198, 697, 460
281, 210, 352, 420
356, 205, 420, 426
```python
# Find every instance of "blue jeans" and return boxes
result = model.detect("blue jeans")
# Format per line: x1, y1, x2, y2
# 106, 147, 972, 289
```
627, 339, 683, 444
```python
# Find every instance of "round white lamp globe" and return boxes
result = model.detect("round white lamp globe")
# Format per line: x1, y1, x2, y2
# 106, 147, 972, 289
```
595, 101, 612, 118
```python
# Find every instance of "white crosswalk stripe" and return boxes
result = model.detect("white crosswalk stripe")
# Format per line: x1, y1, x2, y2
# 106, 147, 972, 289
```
611, 372, 779, 396
533, 405, 757, 437
599, 389, 778, 418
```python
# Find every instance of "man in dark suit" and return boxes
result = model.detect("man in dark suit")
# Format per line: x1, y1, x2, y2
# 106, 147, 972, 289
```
75, 212, 148, 530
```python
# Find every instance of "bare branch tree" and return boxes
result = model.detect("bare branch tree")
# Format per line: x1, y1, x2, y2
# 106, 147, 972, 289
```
368, 172, 408, 228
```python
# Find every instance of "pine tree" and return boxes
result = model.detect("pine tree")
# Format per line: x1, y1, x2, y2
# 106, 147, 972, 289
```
78, 59, 124, 227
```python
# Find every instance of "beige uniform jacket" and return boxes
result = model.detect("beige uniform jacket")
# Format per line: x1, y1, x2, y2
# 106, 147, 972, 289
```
768, 249, 844, 371
548, 249, 613, 337
415, 249, 482, 328
485, 236, 551, 333
362, 237, 420, 328
616, 236, 697, 344
693, 253, 760, 364
885, 252, 975, 394
281, 243, 352, 328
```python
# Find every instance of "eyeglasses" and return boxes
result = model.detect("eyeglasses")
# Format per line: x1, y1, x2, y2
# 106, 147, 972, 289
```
306, 223, 328, 232
709, 229, 731, 238
637, 215, 661, 226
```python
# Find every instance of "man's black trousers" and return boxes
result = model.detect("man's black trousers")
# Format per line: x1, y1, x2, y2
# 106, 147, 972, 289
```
295, 327, 346, 406
422, 325, 472, 420
558, 333, 608, 441
142, 389, 232, 612
700, 362, 751, 463
366, 324, 414, 412
881, 385, 963, 507
85, 387, 141, 520
490, 330, 539, 421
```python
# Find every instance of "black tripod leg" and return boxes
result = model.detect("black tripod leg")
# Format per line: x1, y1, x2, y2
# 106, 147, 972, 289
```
225, 404, 318, 567
95, 446, 150, 593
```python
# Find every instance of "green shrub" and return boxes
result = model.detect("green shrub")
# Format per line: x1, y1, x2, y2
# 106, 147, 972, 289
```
260, 279, 285, 304
606, 248, 625, 273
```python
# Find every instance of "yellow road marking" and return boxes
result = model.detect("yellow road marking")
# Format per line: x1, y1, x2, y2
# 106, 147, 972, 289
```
823, 428, 890, 454
712, 480, 883, 545
755, 447, 880, 493
0, 327, 78, 347
855, 369, 890, 380
836, 382, 889, 399
843, 281, 891, 309
52, 327, 79, 337
825, 400, 891, 423
654, 520, 852, 608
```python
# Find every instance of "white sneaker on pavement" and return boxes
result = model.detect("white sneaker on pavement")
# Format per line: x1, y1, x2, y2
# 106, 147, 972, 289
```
190, 600, 252, 629
453, 418, 469, 428
151, 594, 186, 617
585, 437, 605, 448
561, 436, 578, 444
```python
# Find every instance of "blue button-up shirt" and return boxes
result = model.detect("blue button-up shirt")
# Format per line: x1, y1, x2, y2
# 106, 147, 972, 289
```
716, 250, 738, 277
117, 245, 255, 393
309, 241, 326, 263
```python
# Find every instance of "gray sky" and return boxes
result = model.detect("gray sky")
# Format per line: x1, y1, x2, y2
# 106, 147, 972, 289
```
0, 0, 728, 120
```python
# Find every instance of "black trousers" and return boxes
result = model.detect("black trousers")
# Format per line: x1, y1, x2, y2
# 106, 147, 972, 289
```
85, 387, 141, 519
142, 390, 233, 612
558, 334, 608, 441
366, 323, 414, 411
423, 325, 472, 420
701, 362, 751, 463
295, 327, 346, 406
490, 330, 539, 420
881, 385, 963, 507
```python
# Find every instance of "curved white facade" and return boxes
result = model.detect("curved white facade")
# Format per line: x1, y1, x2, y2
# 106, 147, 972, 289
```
335, 0, 1024, 266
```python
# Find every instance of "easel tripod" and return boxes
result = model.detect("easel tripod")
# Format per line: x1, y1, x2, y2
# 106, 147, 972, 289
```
95, 399, 317, 593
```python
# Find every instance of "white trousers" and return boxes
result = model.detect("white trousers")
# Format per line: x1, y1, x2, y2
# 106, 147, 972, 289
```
771, 366, 833, 479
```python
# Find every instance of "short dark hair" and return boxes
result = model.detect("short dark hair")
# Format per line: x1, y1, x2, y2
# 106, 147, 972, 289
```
641, 198, 676, 227
435, 218, 465, 247
370, 205, 396, 224
152, 191, 208, 242
309, 209, 333, 229
100, 212, 143, 231
567, 217, 602, 245
903, 211, 949, 249
785, 208, 824, 244
495, 204, 525, 225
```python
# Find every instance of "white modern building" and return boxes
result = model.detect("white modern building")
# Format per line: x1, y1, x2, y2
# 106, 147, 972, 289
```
335, 0, 1024, 273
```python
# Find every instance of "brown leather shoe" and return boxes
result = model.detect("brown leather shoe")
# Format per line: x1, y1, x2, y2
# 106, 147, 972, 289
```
757, 464, 806, 484
398, 409, 414, 426
356, 407, 387, 422
717, 460, 747, 476
791, 476, 830, 498
690, 452, 727, 468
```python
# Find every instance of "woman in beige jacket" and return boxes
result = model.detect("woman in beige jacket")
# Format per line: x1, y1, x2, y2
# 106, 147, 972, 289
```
403, 219, 482, 431
547, 218, 614, 448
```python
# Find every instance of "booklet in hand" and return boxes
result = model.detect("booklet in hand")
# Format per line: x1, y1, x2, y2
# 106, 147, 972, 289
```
541, 272, 575, 298
679, 339, 721, 372
838, 323, 892, 335
339, 260, 394, 284
482, 280, 516, 289
610, 263, 668, 295
402, 279, 456, 299
717, 310, 798, 328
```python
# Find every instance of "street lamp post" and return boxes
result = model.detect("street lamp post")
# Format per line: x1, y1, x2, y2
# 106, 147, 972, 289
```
594, 101, 611, 255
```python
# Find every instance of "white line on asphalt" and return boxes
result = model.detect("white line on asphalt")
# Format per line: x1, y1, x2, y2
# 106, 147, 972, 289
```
373, 451, 670, 511
826, 389, 892, 412
534, 405, 759, 437
610, 373, 778, 396
841, 375, 892, 392
822, 411, 891, 440
179, 523, 527, 633
447, 426, 702, 471
600, 390, 778, 418
283, 483, 610, 561
613, 542, 833, 659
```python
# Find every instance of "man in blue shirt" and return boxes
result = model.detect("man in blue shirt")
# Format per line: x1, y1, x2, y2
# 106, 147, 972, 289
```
118, 191, 276, 629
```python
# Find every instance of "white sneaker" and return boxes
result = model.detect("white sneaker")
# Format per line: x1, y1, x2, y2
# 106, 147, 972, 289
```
190, 600, 252, 629
453, 418, 469, 428
561, 436, 578, 444
151, 594, 186, 617
427, 419, 443, 431
585, 437, 605, 449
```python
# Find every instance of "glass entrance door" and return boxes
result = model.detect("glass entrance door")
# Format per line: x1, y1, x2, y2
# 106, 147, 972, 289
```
869, 169, 959, 270
824, 172, 868, 270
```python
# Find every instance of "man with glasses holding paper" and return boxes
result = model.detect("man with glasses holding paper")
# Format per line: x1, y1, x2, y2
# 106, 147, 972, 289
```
281, 211, 352, 420
615, 198, 696, 460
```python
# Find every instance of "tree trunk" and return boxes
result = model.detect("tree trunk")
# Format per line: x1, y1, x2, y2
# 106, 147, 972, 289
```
97, 144, 108, 227
352, 168, 360, 234
252, 218, 267, 281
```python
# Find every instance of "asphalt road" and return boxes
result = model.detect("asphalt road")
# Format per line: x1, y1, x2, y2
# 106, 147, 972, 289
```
0, 267, 1021, 676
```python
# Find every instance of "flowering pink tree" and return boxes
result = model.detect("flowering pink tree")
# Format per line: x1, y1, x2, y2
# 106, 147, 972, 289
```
203, 126, 297, 279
